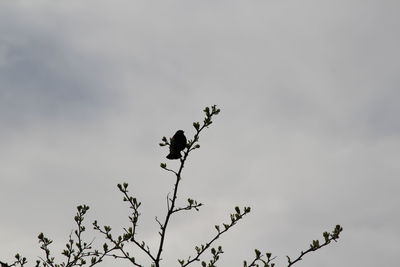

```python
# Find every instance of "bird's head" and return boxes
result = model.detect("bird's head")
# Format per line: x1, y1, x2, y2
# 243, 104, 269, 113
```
176, 130, 184, 135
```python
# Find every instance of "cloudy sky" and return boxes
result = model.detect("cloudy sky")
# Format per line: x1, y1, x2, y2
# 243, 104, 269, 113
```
1, 1, 399, 266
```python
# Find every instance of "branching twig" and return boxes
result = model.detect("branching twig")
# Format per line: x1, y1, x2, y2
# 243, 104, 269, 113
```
179, 206, 251, 267
7, 105, 343, 267
92, 222, 146, 267
286, 224, 343, 267
243, 250, 276, 267
172, 198, 203, 214
155, 105, 221, 267
200, 246, 224, 267
9, 205, 117, 267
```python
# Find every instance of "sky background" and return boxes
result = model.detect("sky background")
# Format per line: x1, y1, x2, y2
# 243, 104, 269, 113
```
1, 1, 399, 266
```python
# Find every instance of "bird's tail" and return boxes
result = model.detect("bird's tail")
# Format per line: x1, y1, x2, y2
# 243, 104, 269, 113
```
166, 151, 182, 160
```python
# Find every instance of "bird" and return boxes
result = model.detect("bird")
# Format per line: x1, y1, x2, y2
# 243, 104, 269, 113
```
0, 261, 9, 267
166, 130, 187, 160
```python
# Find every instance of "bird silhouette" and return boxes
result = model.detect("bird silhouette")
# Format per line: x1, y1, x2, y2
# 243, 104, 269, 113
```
0, 261, 10, 267
166, 130, 187, 160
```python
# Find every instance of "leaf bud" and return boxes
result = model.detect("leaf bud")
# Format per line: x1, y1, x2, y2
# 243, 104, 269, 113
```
211, 247, 216, 255
235, 206, 241, 214
193, 122, 200, 130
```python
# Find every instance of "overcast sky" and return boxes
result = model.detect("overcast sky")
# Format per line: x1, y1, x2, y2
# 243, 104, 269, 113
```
1, 1, 399, 267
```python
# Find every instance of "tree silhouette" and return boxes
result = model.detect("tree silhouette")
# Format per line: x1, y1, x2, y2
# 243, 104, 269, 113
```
3, 105, 342, 267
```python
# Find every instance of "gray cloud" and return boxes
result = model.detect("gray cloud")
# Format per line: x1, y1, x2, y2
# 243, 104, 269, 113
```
1, 1, 399, 266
